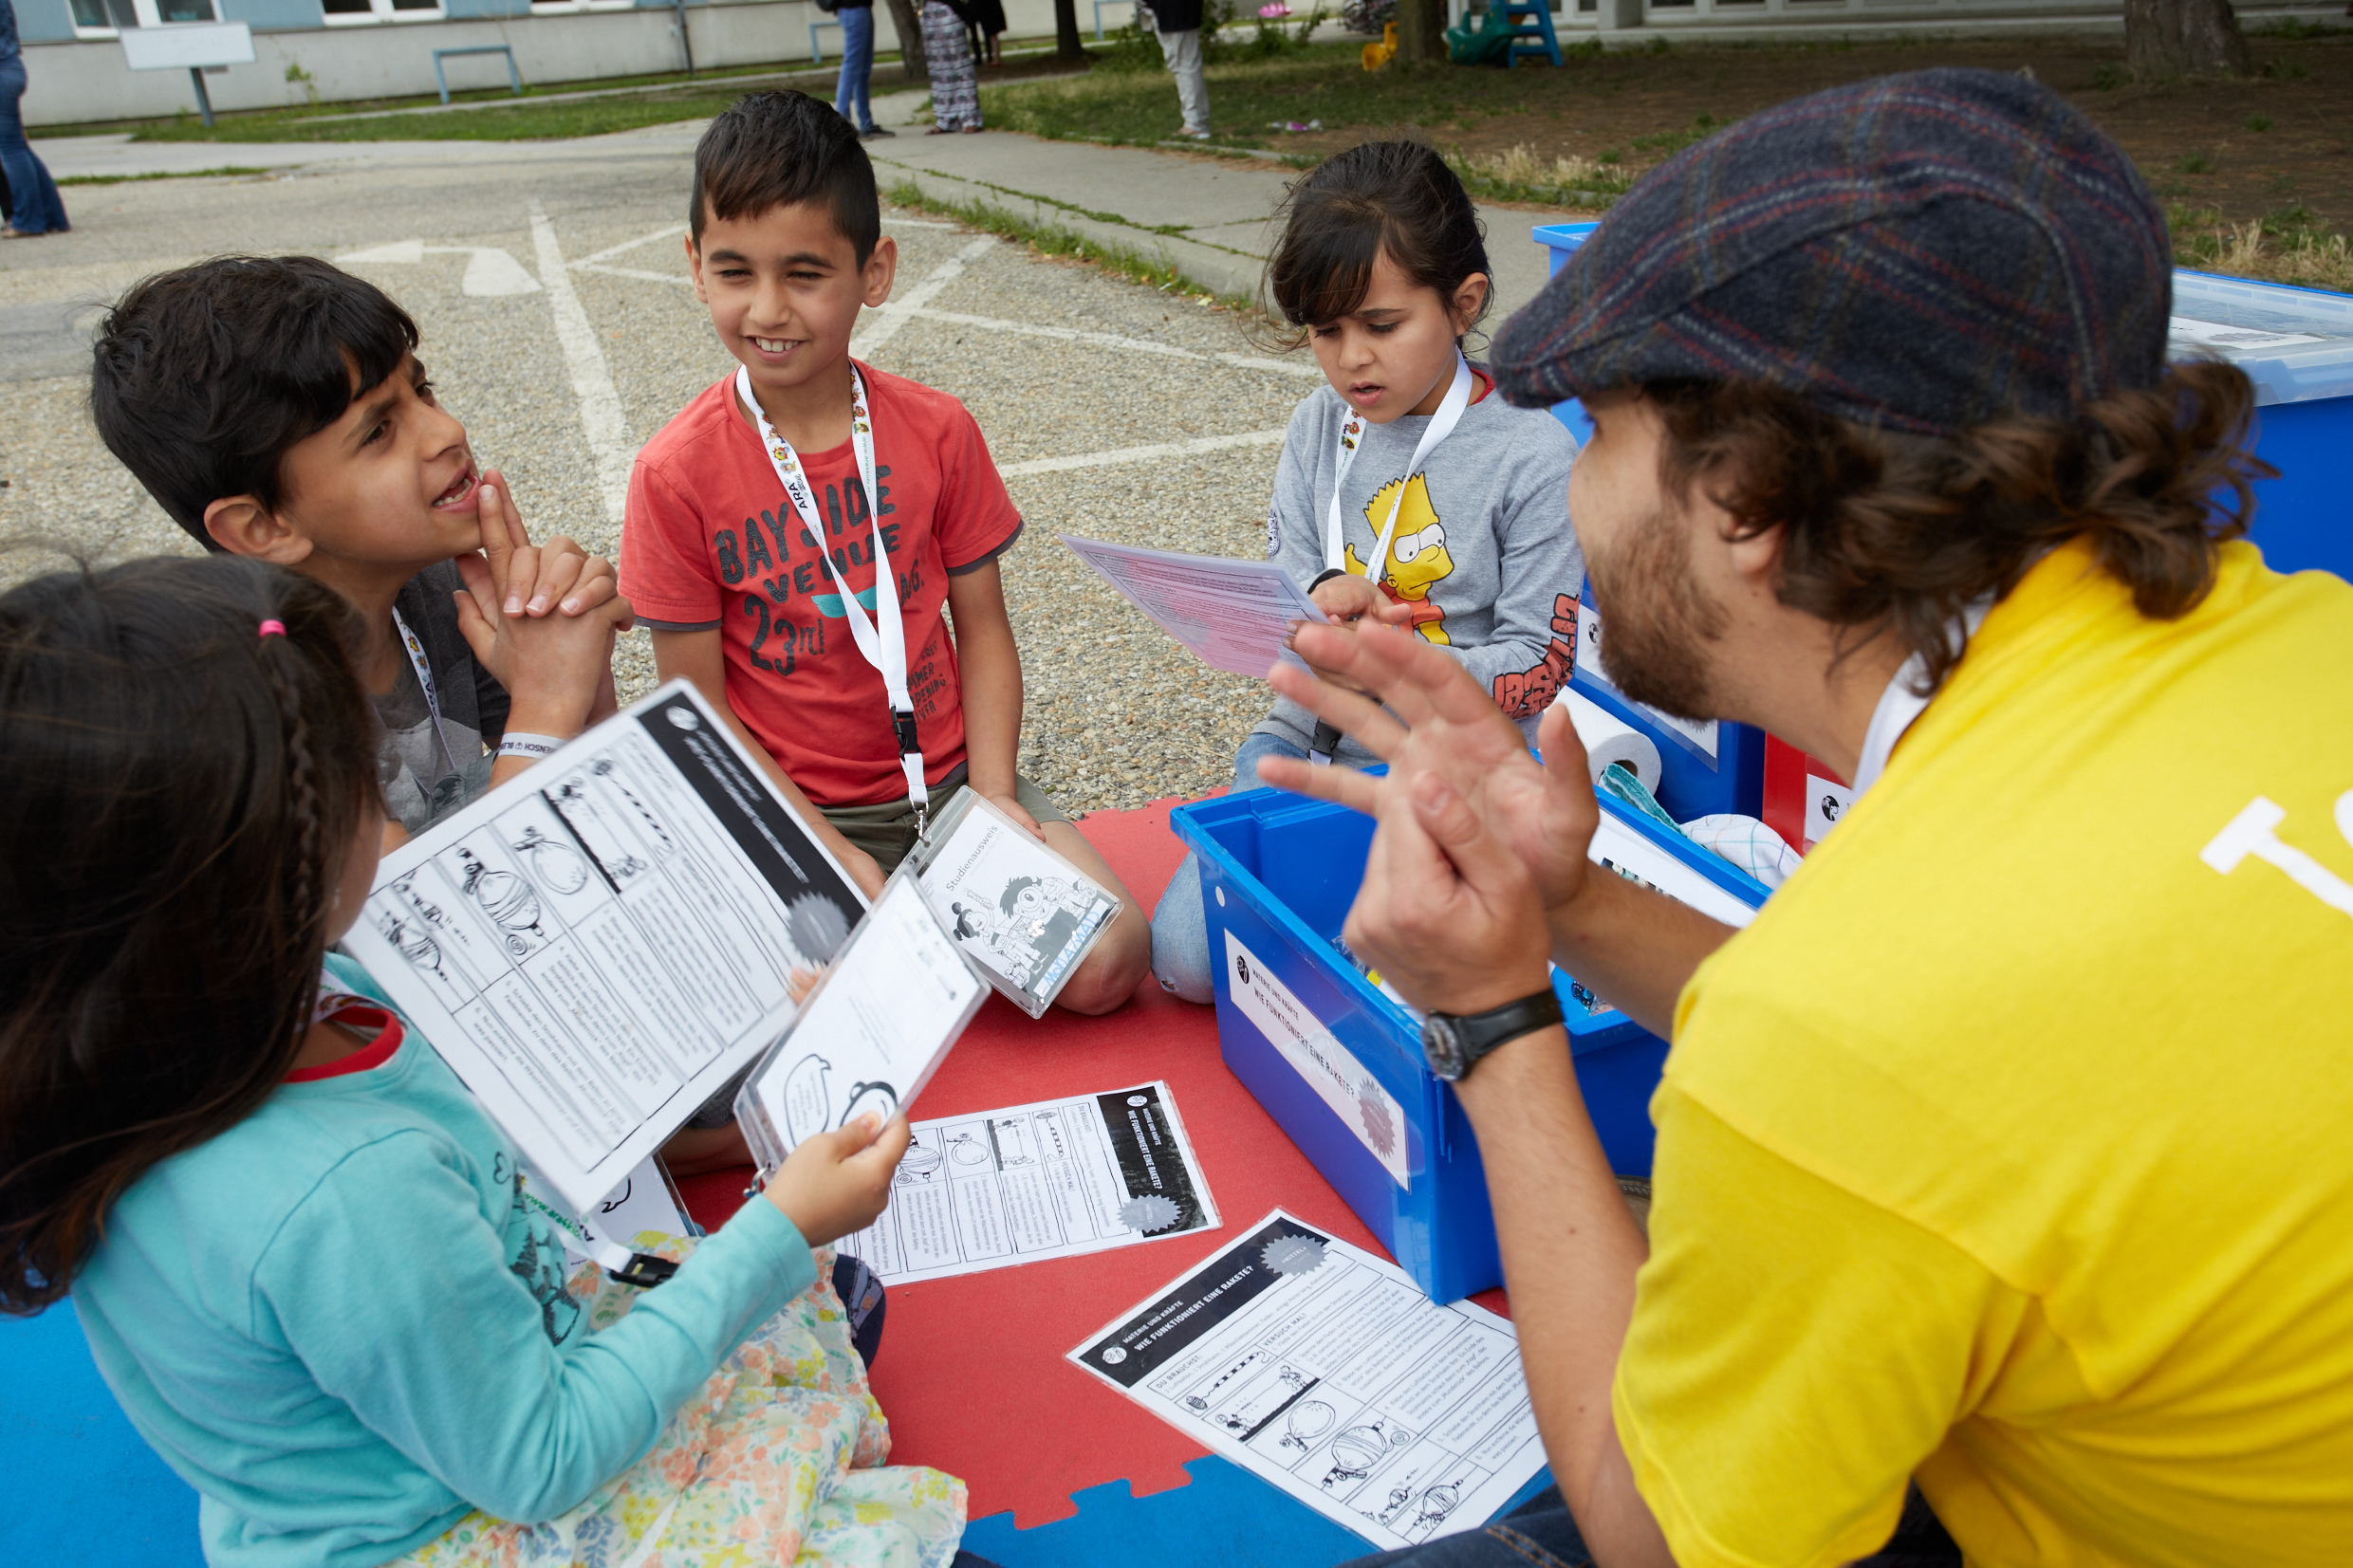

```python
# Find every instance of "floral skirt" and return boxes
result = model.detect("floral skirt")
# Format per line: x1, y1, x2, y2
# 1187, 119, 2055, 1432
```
922, 2, 980, 130
391, 1241, 965, 1568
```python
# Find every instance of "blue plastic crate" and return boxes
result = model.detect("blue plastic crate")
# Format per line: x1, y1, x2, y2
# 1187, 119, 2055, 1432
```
1532, 225, 2353, 583
1172, 784, 1770, 1302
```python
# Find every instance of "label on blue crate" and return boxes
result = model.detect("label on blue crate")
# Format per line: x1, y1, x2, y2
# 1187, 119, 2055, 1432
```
2169, 316, 2328, 353
1575, 600, 1720, 762
1069, 1209, 1548, 1550
1803, 771, 1855, 847
837, 1080, 1219, 1284
1224, 932, 1412, 1190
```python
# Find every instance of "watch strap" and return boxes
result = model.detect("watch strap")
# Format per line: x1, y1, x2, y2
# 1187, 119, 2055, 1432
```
1440, 987, 1565, 1075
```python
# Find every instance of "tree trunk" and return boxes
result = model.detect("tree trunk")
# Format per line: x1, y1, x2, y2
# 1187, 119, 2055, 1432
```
884, 0, 930, 83
1054, 0, 1087, 60
2123, 0, 2252, 80
1394, 0, 1446, 65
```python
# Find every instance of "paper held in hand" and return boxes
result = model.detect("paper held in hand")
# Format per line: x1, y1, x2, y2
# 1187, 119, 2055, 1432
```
733, 865, 991, 1182
1060, 533, 1329, 678
906, 788, 1121, 1018
343, 680, 871, 1217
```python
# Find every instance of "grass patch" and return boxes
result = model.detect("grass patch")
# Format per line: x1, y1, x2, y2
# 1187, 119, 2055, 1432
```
126, 83, 781, 142
2170, 201, 2353, 291
884, 180, 1257, 311
58, 165, 275, 186
55, 57, 907, 143
2174, 150, 2216, 175
1451, 143, 1632, 209
980, 45, 1538, 149
2244, 113, 2273, 131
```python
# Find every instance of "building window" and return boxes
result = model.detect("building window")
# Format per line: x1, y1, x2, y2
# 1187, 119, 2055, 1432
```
323, 0, 448, 24
528, 0, 639, 14
72, 0, 217, 36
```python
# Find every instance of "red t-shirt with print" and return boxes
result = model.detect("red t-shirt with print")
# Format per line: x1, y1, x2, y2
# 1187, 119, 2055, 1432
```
621, 364, 1023, 807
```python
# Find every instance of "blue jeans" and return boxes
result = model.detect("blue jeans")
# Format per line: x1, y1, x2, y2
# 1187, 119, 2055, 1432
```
833, 5, 876, 132
1148, 729, 1310, 1005
1334, 1485, 1961, 1568
0, 60, 70, 236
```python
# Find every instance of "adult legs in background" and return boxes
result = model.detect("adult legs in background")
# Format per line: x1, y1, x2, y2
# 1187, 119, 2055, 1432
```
1154, 27, 1211, 138
1147, 730, 1309, 1004
834, 5, 879, 134
0, 61, 69, 237
922, 0, 981, 131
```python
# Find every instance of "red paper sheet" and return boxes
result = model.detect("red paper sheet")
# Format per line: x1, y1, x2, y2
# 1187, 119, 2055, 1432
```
677, 799, 1505, 1529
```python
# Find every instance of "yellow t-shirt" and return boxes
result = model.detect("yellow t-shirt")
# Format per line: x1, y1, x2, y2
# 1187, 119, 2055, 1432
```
1615, 539, 2353, 1567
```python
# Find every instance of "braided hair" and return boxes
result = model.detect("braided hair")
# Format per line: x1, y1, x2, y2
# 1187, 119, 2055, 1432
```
0, 554, 376, 1313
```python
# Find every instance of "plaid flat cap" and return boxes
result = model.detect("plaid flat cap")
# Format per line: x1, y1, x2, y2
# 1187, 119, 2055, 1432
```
1490, 68, 2172, 435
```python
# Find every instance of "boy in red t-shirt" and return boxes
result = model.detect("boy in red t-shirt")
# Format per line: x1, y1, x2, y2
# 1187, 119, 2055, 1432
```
621, 89, 1150, 1016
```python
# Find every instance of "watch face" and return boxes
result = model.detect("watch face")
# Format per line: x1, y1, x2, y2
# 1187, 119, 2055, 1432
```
1420, 1015, 1466, 1080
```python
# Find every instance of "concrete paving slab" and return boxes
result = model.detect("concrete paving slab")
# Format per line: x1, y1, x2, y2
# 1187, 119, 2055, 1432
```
873, 133, 1294, 233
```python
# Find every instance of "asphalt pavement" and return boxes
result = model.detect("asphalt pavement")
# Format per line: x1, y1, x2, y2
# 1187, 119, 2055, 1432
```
0, 139, 1344, 814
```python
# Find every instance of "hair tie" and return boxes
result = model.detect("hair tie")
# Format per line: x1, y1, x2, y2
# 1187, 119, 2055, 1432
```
257, 619, 287, 638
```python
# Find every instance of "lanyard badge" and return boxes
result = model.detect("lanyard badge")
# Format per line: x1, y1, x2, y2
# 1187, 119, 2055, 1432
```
1308, 353, 1473, 769
735, 364, 931, 838
389, 605, 462, 779
1321, 351, 1473, 582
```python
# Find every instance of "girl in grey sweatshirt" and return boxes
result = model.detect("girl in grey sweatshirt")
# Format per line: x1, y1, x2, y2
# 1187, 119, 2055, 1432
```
1150, 140, 1586, 1001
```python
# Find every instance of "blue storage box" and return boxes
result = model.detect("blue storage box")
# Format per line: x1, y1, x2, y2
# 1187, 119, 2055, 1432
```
1172, 784, 1770, 1301
2168, 271, 2353, 582
1533, 224, 2353, 583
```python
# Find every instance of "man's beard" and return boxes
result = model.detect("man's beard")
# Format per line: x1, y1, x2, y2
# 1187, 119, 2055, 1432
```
1588, 506, 1727, 723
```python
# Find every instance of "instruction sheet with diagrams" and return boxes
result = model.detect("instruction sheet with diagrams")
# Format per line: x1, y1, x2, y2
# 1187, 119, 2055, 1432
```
1070, 1210, 1548, 1550
840, 1081, 1219, 1284
343, 681, 870, 1216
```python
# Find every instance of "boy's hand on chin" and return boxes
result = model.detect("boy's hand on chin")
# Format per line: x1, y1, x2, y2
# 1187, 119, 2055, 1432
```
474, 468, 625, 620
453, 549, 633, 739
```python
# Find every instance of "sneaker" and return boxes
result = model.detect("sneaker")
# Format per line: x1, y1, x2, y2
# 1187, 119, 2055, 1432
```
1179, 128, 1213, 140
861, 124, 897, 138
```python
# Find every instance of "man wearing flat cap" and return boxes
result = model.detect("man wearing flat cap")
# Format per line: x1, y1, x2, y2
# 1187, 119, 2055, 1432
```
1267, 68, 2353, 1568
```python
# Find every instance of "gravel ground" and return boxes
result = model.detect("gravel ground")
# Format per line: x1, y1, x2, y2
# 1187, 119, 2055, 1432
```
0, 155, 1329, 815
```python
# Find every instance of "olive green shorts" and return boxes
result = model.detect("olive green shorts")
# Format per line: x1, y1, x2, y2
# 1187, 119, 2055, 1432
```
820, 766, 1071, 876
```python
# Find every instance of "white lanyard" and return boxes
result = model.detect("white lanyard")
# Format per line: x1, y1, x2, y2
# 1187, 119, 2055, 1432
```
388, 605, 461, 779
734, 364, 929, 826
1323, 353, 1473, 583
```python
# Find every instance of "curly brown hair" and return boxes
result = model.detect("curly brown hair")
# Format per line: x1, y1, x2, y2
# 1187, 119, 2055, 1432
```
0, 555, 376, 1314
1642, 358, 2274, 692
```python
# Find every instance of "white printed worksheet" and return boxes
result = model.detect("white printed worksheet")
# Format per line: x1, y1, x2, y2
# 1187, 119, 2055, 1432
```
840, 1081, 1219, 1284
1070, 1210, 1548, 1550
344, 682, 869, 1215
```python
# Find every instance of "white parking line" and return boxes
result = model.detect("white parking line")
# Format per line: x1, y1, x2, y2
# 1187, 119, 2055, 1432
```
996, 427, 1288, 478
571, 223, 688, 268
528, 204, 635, 526
850, 234, 996, 356
573, 263, 693, 287
558, 253, 1324, 383
911, 307, 1321, 378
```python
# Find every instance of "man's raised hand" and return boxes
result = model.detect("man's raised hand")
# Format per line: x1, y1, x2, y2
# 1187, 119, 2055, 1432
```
1257, 621, 1603, 913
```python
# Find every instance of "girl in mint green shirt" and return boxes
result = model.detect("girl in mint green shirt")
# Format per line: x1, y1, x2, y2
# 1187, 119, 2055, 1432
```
0, 556, 966, 1568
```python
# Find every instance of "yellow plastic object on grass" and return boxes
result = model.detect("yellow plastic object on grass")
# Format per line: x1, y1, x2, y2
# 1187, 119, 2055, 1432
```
1362, 21, 1397, 69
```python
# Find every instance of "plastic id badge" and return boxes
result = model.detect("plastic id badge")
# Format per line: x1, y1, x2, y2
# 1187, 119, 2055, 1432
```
905, 789, 1122, 1018
734, 865, 990, 1184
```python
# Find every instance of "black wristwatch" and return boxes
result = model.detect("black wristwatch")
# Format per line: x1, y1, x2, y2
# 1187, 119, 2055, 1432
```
1420, 988, 1564, 1082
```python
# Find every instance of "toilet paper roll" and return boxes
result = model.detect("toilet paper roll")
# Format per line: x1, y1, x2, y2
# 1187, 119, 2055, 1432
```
1555, 689, 1662, 794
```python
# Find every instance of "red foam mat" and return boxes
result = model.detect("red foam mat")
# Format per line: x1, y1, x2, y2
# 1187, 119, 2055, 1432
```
677, 800, 1495, 1529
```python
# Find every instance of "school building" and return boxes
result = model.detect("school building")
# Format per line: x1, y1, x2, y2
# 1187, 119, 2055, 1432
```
11, 0, 2345, 127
